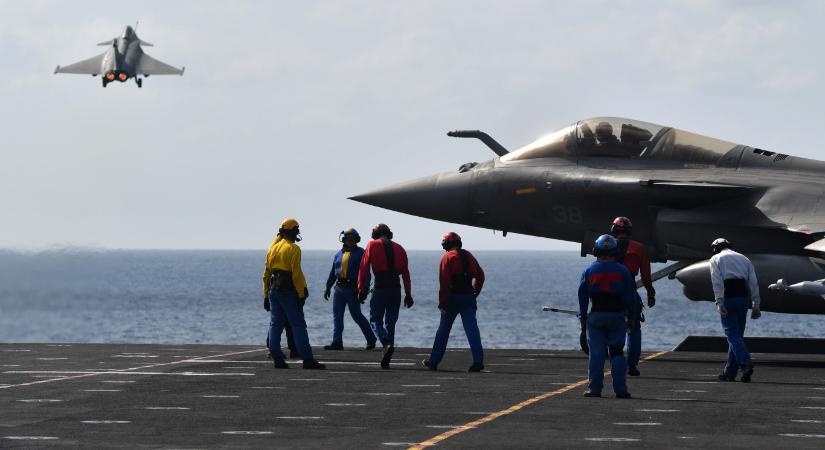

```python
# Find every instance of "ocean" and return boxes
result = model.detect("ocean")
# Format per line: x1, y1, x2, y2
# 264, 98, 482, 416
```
0, 250, 820, 350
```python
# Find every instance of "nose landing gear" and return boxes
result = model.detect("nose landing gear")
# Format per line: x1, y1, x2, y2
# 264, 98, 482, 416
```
102, 77, 109, 88
135, 77, 143, 88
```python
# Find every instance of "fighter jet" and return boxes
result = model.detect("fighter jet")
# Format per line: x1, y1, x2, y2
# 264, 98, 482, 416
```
351, 117, 825, 314
54, 25, 184, 88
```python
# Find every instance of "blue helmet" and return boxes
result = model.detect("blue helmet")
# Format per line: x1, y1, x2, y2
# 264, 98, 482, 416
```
593, 234, 618, 257
339, 227, 361, 243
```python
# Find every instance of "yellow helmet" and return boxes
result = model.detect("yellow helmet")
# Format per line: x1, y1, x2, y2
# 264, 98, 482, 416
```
280, 218, 300, 231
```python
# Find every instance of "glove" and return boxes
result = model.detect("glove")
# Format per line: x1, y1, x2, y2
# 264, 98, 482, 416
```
716, 301, 728, 318
324, 288, 331, 301
579, 317, 589, 354
297, 297, 306, 309
751, 307, 761, 320
263, 297, 270, 312
647, 295, 656, 308
626, 319, 634, 335
404, 294, 414, 308
300, 287, 309, 301
357, 290, 368, 304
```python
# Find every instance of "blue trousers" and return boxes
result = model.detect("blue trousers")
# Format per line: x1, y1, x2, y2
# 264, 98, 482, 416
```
721, 297, 752, 378
331, 286, 375, 344
268, 289, 315, 362
369, 288, 401, 346
626, 293, 642, 368
428, 294, 484, 365
587, 312, 629, 395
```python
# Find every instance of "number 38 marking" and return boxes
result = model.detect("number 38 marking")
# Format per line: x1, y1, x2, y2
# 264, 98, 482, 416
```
552, 206, 583, 224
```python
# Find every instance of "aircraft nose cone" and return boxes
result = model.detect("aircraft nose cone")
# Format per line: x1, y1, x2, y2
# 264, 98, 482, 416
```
350, 171, 471, 222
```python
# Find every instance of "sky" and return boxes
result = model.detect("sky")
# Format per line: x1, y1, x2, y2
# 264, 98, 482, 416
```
2, 0, 825, 250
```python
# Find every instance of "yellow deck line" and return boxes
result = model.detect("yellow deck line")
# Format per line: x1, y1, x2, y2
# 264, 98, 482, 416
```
408, 351, 668, 450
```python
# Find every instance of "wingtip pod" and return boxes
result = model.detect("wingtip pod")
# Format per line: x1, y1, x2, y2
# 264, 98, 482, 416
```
54, 65, 60, 74
180, 66, 185, 76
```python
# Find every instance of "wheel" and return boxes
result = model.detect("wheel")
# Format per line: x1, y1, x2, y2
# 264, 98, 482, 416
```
137, 78, 142, 88
102, 78, 107, 88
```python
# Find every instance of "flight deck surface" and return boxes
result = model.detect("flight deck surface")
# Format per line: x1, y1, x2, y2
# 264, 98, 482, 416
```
1, 343, 824, 448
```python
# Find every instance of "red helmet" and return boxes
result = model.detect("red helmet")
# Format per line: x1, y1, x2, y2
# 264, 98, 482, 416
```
371, 223, 393, 240
610, 216, 633, 236
441, 232, 462, 250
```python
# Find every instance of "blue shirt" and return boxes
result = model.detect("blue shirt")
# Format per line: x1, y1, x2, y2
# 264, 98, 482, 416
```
577, 260, 636, 318
326, 246, 368, 290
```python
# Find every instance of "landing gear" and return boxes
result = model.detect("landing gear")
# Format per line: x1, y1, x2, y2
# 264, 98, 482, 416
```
102, 78, 109, 88
135, 77, 143, 88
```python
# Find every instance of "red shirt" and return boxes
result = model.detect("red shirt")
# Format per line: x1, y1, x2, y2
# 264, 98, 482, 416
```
357, 239, 411, 295
618, 238, 655, 298
438, 249, 484, 308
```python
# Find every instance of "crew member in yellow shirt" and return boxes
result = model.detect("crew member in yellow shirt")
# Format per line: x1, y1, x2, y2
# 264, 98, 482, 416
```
262, 218, 324, 369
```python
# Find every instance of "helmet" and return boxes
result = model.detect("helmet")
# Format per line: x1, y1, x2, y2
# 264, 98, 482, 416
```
610, 216, 633, 236
339, 227, 361, 243
280, 218, 299, 231
371, 223, 393, 240
278, 217, 301, 242
593, 234, 618, 257
711, 238, 731, 254
441, 232, 462, 251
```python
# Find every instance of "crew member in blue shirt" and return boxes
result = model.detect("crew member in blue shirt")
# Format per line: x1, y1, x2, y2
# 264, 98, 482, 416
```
578, 234, 637, 398
323, 228, 377, 350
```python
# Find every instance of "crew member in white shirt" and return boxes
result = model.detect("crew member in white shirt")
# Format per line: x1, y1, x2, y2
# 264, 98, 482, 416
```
709, 238, 761, 382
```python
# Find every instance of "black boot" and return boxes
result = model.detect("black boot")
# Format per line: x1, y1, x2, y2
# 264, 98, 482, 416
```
717, 372, 736, 381
380, 344, 394, 369
615, 392, 632, 399
583, 390, 601, 397
422, 359, 437, 371
740, 365, 754, 383
628, 366, 640, 376
365, 339, 377, 350
272, 358, 289, 369
468, 363, 485, 372
303, 359, 326, 370
324, 342, 344, 351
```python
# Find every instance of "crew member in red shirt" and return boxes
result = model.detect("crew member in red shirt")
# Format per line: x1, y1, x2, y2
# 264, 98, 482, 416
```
422, 232, 486, 372
610, 216, 655, 376
357, 223, 413, 369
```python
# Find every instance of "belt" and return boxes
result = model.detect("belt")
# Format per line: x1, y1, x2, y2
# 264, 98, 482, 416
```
336, 278, 357, 289
724, 278, 748, 299
590, 293, 624, 313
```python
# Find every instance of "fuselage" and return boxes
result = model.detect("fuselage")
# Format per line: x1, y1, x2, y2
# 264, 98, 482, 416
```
100, 26, 144, 82
352, 117, 825, 314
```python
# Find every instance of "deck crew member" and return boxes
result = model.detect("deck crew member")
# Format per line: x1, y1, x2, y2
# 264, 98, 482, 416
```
709, 238, 760, 382
262, 218, 325, 370
357, 223, 413, 369
609, 216, 655, 376
323, 228, 377, 350
578, 234, 636, 398
423, 232, 486, 372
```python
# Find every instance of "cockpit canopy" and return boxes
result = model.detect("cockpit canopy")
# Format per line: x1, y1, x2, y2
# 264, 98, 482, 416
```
121, 26, 135, 40
501, 117, 739, 165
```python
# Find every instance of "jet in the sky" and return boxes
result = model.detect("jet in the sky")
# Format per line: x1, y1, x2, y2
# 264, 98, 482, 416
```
54, 25, 184, 88
351, 117, 825, 314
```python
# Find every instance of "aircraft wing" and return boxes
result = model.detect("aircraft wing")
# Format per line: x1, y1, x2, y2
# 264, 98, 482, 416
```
137, 53, 184, 75
54, 53, 106, 74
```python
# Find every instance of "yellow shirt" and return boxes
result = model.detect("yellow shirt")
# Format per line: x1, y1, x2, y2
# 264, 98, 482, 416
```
262, 237, 308, 299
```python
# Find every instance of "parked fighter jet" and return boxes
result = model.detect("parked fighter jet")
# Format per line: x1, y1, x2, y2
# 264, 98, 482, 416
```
54, 25, 184, 88
351, 117, 825, 314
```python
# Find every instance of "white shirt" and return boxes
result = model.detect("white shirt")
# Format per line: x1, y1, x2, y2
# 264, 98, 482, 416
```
709, 249, 760, 308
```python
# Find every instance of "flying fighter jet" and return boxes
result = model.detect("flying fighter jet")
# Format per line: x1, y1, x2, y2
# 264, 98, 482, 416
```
351, 117, 825, 314
54, 25, 184, 88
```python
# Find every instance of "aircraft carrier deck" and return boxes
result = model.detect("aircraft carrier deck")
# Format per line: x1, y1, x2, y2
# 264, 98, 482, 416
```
1, 343, 824, 448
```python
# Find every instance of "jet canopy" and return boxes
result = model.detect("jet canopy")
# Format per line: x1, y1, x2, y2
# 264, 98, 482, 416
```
502, 117, 739, 165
